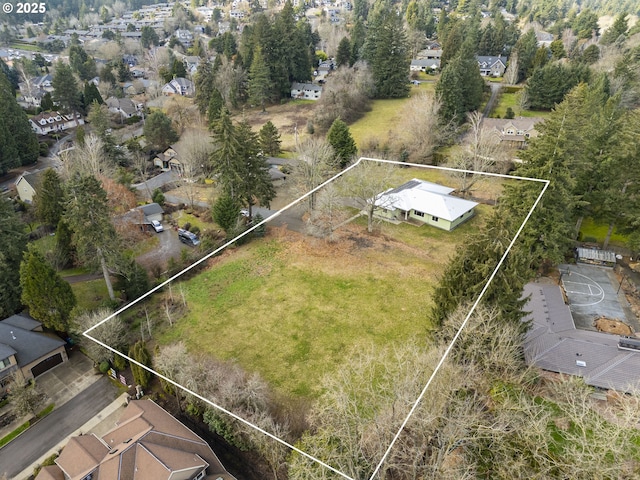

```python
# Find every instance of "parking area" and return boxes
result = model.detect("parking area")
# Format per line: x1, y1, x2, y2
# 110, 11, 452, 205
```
560, 263, 638, 332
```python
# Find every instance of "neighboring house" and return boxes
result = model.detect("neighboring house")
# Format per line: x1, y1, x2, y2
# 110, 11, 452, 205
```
291, 82, 322, 100
106, 96, 139, 119
410, 58, 440, 72
122, 54, 138, 66
162, 77, 194, 96
230, 9, 245, 19
183, 55, 201, 75
32, 73, 54, 91
374, 179, 478, 231
174, 28, 194, 47
153, 145, 183, 172
0, 313, 68, 392
482, 117, 543, 148
576, 247, 617, 267
476, 55, 508, 77
29, 111, 84, 135
130, 66, 146, 78
118, 203, 164, 231
416, 48, 442, 60
15, 169, 45, 203
34, 399, 236, 480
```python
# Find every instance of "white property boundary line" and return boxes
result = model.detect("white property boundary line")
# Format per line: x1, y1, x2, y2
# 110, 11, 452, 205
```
84, 157, 549, 480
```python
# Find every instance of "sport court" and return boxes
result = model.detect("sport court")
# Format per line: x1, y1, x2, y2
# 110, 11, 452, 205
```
559, 263, 638, 332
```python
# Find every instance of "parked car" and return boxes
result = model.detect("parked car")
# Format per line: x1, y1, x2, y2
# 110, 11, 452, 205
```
178, 228, 200, 246
240, 208, 250, 217
151, 220, 164, 232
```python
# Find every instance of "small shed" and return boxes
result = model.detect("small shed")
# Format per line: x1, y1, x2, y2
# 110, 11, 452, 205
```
138, 203, 164, 224
576, 248, 617, 267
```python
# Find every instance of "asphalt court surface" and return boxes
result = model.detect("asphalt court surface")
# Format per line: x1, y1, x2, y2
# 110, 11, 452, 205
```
560, 263, 636, 331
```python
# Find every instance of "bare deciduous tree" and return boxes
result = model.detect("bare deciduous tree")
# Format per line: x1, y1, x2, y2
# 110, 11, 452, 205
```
291, 138, 336, 213
213, 56, 246, 109
306, 183, 350, 241
61, 134, 115, 179
446, 111, 509, 198
396, 92, 455, 163
339, 160, 399, 233
71, 308, 127, 363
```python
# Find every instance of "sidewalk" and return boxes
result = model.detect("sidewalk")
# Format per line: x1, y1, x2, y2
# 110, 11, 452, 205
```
13, 392, 130, 480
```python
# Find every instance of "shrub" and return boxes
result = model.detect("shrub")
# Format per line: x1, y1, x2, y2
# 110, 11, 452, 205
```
152, 188, 165, 206
505, 107, 515, 119
113, 353, 127, 371
183, 222, 192, 231
99, 361, 110, 374
190, 225, 200, 236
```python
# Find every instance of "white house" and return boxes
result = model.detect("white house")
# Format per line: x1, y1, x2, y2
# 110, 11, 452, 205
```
410, 59, 440, 72
291, 82, 322, 100
162, 77, 194, 96
374, 179, 478, 231
29, 111, 84, 135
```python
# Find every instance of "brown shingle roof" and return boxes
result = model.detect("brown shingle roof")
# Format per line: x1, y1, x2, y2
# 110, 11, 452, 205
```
55, 434, 109, 479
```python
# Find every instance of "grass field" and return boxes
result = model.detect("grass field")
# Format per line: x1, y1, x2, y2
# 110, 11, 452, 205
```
491, 92, 552, 119
349, 96, 413, 149
70, 278, 110, 311
158, 214, 478, 398
579, 217, 629, 247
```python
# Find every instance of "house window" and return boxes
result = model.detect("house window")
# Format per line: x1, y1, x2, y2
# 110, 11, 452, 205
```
414, 210, 424, 217
432, 216, 439, 222
0, 357, 11, 370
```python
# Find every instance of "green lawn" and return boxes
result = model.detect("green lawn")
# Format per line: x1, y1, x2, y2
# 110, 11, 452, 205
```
70, 278, 110, 311
491, 92, 552, 119
349, 97, 413, 149
158, 217, 475, 398
579, 217, 629, 247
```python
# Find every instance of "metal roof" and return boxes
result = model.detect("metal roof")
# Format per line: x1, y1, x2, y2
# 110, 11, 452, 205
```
522, 283, 640, 393
576, 248, 617, 264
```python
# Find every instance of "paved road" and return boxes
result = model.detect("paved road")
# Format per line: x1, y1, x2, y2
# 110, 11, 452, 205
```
0, 377, 118, 479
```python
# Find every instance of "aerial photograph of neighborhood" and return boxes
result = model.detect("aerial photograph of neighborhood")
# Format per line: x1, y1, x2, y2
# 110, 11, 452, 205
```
1, 0, 640, 478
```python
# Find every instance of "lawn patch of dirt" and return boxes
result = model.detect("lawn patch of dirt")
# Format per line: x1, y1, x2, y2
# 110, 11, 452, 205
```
594, 316, 633, 336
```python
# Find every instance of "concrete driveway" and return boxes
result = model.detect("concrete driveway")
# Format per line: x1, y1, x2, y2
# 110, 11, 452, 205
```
136, 226, 187, 269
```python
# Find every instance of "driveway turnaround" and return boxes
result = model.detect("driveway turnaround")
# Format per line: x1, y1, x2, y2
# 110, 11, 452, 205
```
0, 376, 118, 480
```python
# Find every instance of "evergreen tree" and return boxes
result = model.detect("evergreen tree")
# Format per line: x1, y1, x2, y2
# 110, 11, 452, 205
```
235, 120, 276, 216
171, 58, 187, 78
210, 110, 241, 198
248, 46, 271, 111
83, 82, 103, 107
115, 259, 149, 300
258, 121, 281, 156
512, 29, 539, 83
20, 247, 76, 332
141, 26, 160, 49
143, 111, 179, 151
212, 193, 241, 232
69, 44, 97, 81
0, 197, 27, 318
436, 44, 485, 125
64, 174, 120, 301
34, 169, 65, 227
350, 18, 366, 65
52, 61, 81, 122
194, 60, 215, 115
41, 92, 54, 111
336, 37, 351, 68
55, 219, 75, 269
129, 340, 152, 388
525, 63, 590, 110
0, 71, 39, 173
207, 88, 224, 128
363, 8, 410, 98
327, 118, 357, 168
601, 12, 628, 45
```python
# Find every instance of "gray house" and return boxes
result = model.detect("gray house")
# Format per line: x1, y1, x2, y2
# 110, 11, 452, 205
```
476, 55, 508, 77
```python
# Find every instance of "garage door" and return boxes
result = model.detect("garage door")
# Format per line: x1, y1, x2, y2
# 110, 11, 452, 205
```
30, 353, 63, 378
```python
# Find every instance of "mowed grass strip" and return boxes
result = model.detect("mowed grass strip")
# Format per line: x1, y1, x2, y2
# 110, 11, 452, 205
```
160, 229, 447, 399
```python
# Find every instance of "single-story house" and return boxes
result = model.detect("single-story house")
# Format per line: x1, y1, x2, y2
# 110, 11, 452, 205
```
410, 58, 440, 72
482, 117, 543, 148
15, 169, 46, 203
137, 202, 164, 224
162, 77, 194, 96
35, 399, 236, 480
374, 179, 478, 231
416, 48, 442, 60
476, 55, 508, 77
29, 111, 84, 135
291, 82, 322, 100
0, 313, 68, 391
118, 203, 164, 231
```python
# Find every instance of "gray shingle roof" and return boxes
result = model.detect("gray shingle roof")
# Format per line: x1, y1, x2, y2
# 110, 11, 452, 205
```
2, 313, 42, 331
0, 323, 65, 368
138, 203, 164, 217
522, 283, 640, 393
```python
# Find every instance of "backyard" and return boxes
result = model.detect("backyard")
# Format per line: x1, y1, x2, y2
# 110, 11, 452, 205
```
156, 173, 500, 400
